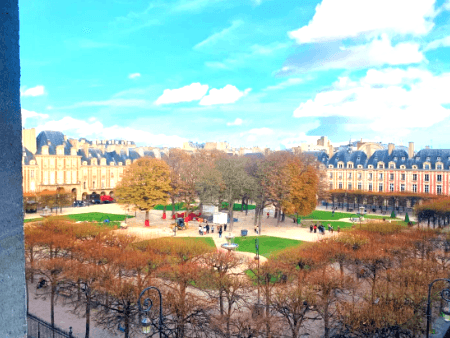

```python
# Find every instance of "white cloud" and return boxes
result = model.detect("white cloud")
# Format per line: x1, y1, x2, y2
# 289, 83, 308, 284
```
444, 0, 450, 10
20, 85, 45, 97
293, 67, 450, 137
282, 34, 424, 73
263, 78, 303, 91
240, 127, 273, 143
199, 85, 251, 106
128, 73, 141, 79
21, 109, 49, 124
246, 127, 274, 136
278, 132, 322, 148
155, 83, 209, 105
194, 20, 244, 49
251, 0, 262, 4
35, 116, 187, 148
424, 35, 450, 51
226, 118, 243, 126
205, 61, 230, 69
57, 99, 149, 109
288, 0, 436, 44
88, 117, 97, 122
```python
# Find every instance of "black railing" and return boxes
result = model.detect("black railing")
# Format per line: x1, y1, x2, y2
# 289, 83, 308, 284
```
27, 312, 75, 338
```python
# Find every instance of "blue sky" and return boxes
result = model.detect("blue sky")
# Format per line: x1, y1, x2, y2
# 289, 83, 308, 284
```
20, 0, 450, 150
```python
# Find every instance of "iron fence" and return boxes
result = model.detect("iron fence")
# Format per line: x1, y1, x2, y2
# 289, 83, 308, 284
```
27, 312, 75, 338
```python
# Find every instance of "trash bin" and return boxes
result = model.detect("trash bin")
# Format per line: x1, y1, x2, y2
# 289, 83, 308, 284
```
241, 229, 248, 236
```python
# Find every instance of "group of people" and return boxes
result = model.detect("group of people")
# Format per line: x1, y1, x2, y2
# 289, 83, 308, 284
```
198, 222, 227, 237
310, 223, 340, 234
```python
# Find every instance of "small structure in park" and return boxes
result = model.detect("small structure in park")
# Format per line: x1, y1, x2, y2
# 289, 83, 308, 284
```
221, 233, 239, 251
40, 206, 52, 218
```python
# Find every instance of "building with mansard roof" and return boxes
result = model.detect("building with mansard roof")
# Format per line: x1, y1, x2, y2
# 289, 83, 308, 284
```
312, 142, 450, 196
21, 128, 168, 201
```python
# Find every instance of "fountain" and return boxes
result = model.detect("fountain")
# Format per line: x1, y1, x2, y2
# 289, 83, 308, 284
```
221, 233, 239, 251
40, 206, 52, 218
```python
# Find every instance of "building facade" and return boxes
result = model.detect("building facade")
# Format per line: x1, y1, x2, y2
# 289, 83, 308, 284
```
314, 142, 450, 197
22, 128, 168, 200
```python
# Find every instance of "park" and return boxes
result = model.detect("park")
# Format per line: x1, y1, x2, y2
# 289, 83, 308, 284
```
23, 155, 450, 338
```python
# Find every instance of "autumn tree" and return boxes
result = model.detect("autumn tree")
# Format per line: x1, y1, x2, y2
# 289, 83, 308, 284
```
164, 148, 191, 217
282, 158, 319, 220
153, 238, 214, 337
214, 156, 255, 231
115, 158, 172, 226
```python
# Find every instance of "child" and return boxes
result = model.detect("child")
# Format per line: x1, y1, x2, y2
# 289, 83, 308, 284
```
211, 225, 214, 233
198, 225, 203, 235
219, 226, 223, 238
267, 212, 270, 219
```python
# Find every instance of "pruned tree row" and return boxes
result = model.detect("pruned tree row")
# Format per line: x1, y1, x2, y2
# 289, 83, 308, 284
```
25, 217, 450, 338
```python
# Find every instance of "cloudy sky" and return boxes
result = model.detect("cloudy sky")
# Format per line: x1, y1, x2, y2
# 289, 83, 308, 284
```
20, 0, 450, 150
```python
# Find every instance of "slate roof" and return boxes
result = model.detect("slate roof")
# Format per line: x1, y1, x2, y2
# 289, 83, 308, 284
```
36, 131, 74, 155
22, 147, 36, 165
243, 152, 265, 159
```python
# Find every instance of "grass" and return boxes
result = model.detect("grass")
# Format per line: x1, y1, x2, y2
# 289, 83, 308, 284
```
293, 210, 394, 221
234, 236, 303, 258
24, 212, 135, 229
133, 236, 216, 249
176, 236, 216, 248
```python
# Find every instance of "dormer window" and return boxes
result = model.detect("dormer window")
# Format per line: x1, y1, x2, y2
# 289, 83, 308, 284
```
426, 157, 430, 161
416, 157, 420, 161
394, 157, 398, 161
402, 157, 405, 161
348, 163, 353, 168
412, 165, 417, 169
437, 157, 441, 161
437, 164, 443, 170
389, 163, 395, 169
357, 165, 362, 168
424, 164, 430, 170
328, 165, 333, 168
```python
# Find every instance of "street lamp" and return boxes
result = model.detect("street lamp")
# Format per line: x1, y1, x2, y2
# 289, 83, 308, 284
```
426, 278, 450, 337
138, 286, 165, 337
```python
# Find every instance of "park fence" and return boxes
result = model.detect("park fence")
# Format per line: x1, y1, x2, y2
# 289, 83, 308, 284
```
27, 312, 75, 338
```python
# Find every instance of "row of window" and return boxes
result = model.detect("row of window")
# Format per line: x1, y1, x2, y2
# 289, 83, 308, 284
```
330, 172, 443, 182
332, 182, 443, 194
333, 163, 445, 170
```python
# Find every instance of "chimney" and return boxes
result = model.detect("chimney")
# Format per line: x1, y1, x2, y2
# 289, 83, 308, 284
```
408, 142, 414, 158
83, 144, 89, 158
425, 146, 430, 149
388, 143, 395, 155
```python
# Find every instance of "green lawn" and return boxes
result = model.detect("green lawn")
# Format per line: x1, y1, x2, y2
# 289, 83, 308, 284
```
176, 236, 216, 248
294, 210, 393, 221
24, 212, 134, 229
133, 236, 216, 250
234, 236, 303, 257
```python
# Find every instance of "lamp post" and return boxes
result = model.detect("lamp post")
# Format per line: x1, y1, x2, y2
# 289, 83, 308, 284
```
138, 286, 165, 338
426, 278, 450, 338
255, 238, 260, 305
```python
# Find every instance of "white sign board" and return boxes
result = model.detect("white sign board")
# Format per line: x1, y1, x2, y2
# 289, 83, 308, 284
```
213, 212, 228, 224
203, 204, 218, 214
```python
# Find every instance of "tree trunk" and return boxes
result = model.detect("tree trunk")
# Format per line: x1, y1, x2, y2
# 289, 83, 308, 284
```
258, 204, 263, 235
229, 205, 234, 232
124, 303, 130, 338
171, 197, 176, 218
85, 291, 91, 338
254, 206, 259, 226
219, 288, 224, 316
51, 282, 55, 327
145, 210, 150, 226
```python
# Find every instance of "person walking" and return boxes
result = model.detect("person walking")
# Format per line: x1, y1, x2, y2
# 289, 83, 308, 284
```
331, 225, 334, 234
198, 224, 203, 235
313, 224, 317, 233
310, 224, 313, 233
224, 223, 227, 231
211, 224, 214, 233
219, 226, 223, 238
206, 223, 210, 234
337, 226, 341, 233
267, 212, 270, 219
